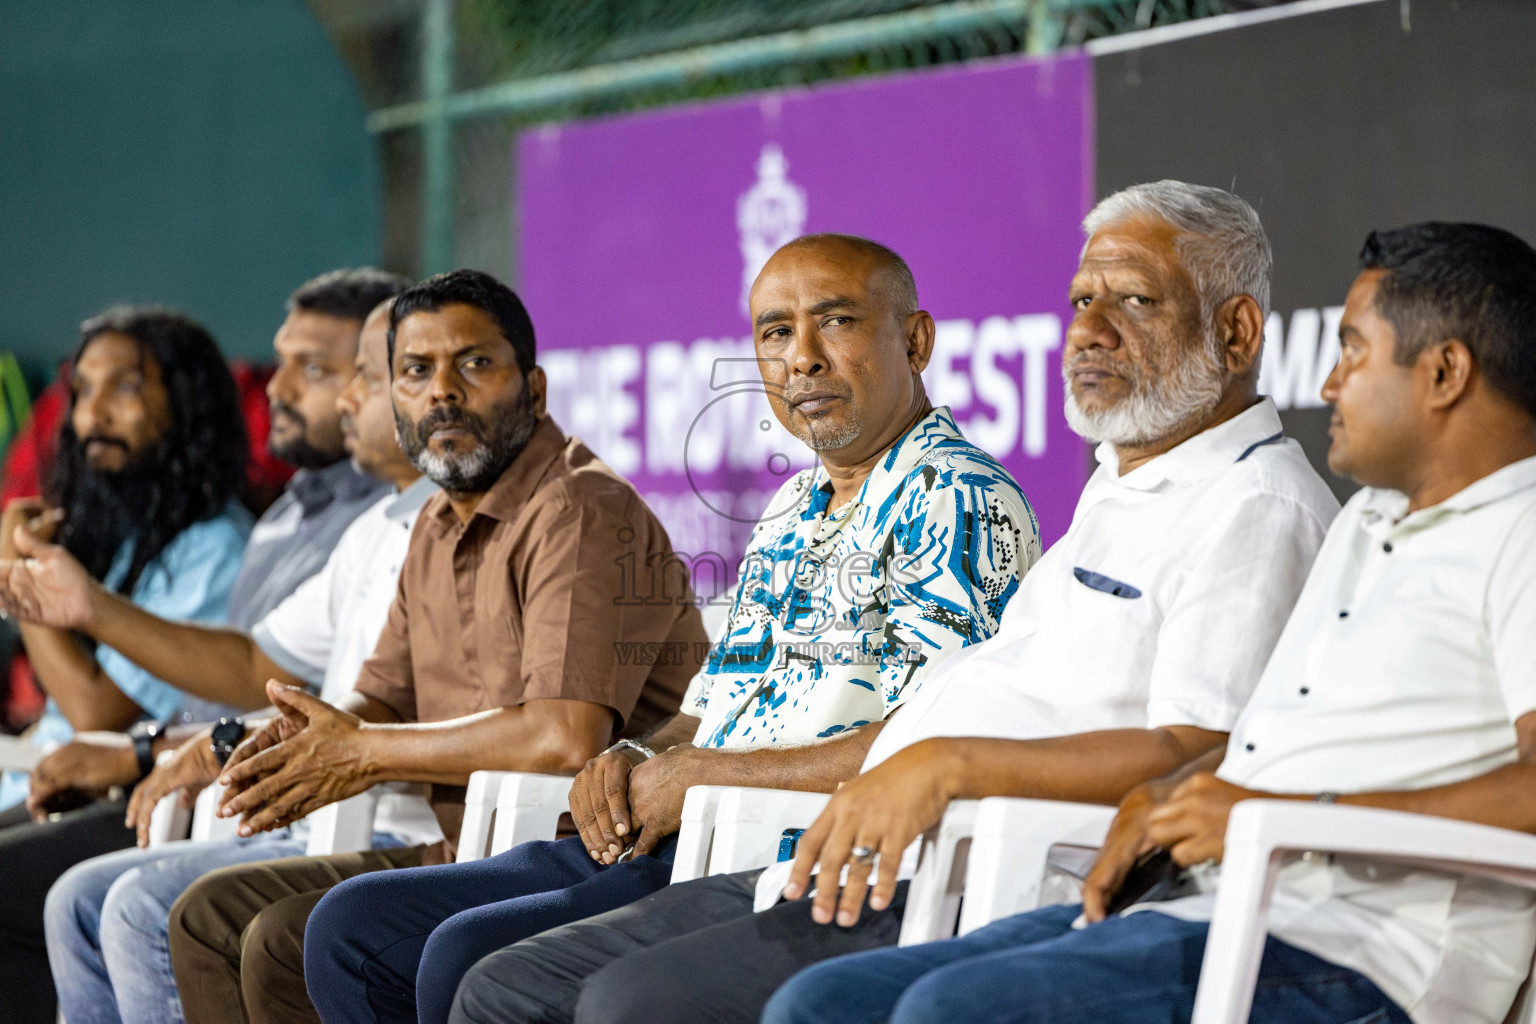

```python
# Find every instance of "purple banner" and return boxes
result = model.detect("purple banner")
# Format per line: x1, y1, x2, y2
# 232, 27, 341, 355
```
518, 53, 1093, 584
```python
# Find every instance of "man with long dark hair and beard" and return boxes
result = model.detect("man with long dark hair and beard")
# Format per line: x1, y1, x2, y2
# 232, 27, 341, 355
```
0, 306, 255, 1023
0, 270, 410, 1024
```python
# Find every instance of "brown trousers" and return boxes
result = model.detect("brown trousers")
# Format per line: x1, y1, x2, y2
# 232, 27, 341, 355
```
167, 844, 426, 1024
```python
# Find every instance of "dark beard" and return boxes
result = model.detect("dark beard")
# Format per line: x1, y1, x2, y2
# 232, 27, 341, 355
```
394, 386, 537, 494
59, 457, 160, 589
268, 402, 342, 470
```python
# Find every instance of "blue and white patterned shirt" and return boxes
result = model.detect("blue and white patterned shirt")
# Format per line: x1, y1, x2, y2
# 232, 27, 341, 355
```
686, 406, 1040, 748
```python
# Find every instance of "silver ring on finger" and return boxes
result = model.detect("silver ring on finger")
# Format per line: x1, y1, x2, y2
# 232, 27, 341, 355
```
850, 845, 875, 865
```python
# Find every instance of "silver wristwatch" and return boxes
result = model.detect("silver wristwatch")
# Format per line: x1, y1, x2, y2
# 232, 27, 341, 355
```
604, 738, 656, 762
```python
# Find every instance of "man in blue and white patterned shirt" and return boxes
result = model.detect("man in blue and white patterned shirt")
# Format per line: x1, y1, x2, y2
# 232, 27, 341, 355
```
300, 233, 1040, 1024
689, 401, 1035, 750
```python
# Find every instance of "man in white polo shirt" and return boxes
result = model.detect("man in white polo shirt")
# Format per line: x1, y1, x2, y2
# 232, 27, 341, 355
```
767, 222, 1536, 1024
443, 182, 1341, 1024
29, 301, 441, 1024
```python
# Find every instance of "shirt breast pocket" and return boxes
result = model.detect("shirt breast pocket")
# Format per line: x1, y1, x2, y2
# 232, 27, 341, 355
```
1072, 567, 1143, 599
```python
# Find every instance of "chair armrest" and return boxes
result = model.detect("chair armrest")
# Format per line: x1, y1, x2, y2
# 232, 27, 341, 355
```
189, 781, 240, 844
1193, 800, 1536, 1024
143, 751, 190, 846
455, 770, 513, 863
898, 800, 978, 945
0, 734, 41, 772
706, 787, 832, 876
671, 785, 730, 883
953, 797, 1115, 937
304, 787, 382, 856
486, 773, 576, 857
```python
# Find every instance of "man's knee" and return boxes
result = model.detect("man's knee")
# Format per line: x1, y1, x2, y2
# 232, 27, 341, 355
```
101, 865, 174, 943
573, 949, 678, 1024
169, 868, 243, 960
240, 893, 314, 993
887, 967, 966, 1024
761, 961, 850, 1024
450, 949, 557, 1024
305, 871, 381, 973
43, 858, 105, 948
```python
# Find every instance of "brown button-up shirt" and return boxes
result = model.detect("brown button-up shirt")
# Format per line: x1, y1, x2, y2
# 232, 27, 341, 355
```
354, 415, 705, 847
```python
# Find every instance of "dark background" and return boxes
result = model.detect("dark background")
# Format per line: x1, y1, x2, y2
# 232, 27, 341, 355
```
1094, 0, 1536, 501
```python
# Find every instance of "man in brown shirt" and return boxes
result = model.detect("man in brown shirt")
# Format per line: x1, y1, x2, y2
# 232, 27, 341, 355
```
164, 269, 703, 1024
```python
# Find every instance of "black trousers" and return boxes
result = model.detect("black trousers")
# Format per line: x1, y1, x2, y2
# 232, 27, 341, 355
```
0, 797, 137, 1024
448, 868, 909, 1024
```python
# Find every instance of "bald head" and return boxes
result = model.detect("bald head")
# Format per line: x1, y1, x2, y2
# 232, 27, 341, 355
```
766, 233, 919, 324
749, 231, 935, 471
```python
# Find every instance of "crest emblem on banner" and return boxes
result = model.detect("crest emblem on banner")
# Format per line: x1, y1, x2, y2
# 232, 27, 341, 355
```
736, 144, 807, 317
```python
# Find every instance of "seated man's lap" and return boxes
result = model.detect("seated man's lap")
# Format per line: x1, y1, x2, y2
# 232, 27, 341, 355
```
766, 905, 1411, 1024
304, 836, 673, 1024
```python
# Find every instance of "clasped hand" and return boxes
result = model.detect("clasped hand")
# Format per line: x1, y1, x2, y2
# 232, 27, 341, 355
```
216, 680, 374, 835
569, 744, 699, 863
1082, 771, 1258, 922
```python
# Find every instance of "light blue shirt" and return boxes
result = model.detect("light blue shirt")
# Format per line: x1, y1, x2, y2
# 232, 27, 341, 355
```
0, 503, 251, 809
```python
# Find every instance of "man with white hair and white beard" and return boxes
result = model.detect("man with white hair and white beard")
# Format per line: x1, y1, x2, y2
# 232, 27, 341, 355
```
441, 180, 1343, 1024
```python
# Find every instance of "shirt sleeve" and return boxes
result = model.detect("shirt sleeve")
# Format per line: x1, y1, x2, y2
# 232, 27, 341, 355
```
864, 458, 1042, 717
512, 480, 687, 726
1488, 502, 1536, 722
98, 514, 248, 722
1145, 490, 1332, 732
250, 544, 341, 690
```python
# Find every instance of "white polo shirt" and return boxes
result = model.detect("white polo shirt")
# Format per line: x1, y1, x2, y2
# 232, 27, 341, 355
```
253, 476, 444, 847
861, 398, 1340, 770
1147, 456, 1536, 1024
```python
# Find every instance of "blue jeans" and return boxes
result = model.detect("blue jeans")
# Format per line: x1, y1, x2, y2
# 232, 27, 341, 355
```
305, 834, 676, 1024
44, 831, 399, 1024
763, 904, 1414, 1024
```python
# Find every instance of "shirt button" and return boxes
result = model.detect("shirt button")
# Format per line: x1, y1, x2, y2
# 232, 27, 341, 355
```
1338, 610, 1349, 619
1244, 743, 1256, 751
1300, 687, 1310, 695
1382, 542, 1394, 553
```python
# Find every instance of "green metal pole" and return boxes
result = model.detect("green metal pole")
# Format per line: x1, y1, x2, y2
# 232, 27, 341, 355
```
421, 0, 454, 276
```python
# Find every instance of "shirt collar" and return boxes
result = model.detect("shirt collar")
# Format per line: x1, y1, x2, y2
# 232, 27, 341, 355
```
287, 459, 382, 515
811, 406, 968, 519
1094, 398, 1286, 492
1358, 454, 1536, 532
423, 415, 568, 536
384, 475, 440, 521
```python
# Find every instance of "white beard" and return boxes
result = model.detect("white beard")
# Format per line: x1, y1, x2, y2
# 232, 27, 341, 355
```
1063, 332, 1229, 447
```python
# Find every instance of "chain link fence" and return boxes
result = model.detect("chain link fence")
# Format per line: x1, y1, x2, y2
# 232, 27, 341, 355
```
308, 0, 1287, 281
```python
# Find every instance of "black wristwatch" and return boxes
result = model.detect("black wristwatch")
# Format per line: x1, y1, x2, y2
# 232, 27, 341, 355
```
127, 720, 163, 781
210, 717, 245, 767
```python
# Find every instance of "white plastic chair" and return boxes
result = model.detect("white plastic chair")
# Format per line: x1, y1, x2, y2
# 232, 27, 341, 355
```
146, 778, 240, 847
452, 770, 576, 862
303, 787, 382, 855
0, 733, 42, 771
671, 785, 833, 882
1190, 800, 1536, 1024
897, 797, 1115, 944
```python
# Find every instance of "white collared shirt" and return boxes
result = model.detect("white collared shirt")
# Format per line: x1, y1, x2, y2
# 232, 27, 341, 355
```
254, 476, 444, 846
1147, 457, 1536, 1024
861, 398, 1340, 770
